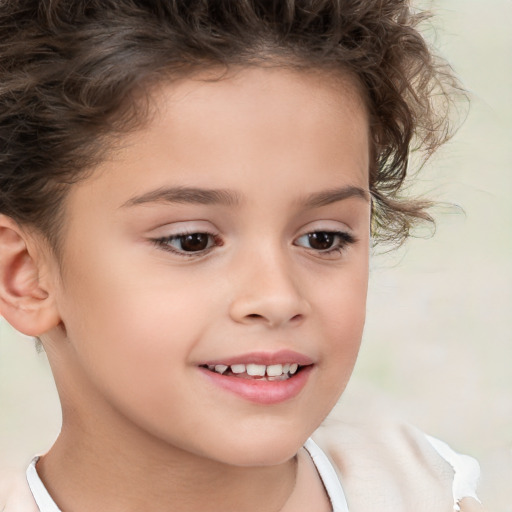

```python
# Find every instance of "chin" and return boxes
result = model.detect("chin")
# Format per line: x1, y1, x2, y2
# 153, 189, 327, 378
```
206, 428, 310, 467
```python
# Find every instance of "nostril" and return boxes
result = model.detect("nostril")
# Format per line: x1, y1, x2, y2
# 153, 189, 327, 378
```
230, 295, 309, 327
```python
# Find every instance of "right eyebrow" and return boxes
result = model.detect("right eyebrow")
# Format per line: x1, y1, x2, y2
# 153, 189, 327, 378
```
299, 185, 370, 208
120, 186, 242, 208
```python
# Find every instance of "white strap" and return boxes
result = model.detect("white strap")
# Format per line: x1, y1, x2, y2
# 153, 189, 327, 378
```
26, 457, 61, 512
304, 438, 349, 512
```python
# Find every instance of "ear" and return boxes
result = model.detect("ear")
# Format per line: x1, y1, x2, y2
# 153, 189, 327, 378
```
0, 215, 61, 336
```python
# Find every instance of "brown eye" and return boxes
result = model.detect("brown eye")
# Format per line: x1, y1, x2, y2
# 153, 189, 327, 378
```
179, 233, 210, 252
294, 230, 355, 254
307, 232, 335, 250
153, 231, 219, 256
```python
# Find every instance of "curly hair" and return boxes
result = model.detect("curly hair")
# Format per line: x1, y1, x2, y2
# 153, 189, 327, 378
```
0, 0, 464, 249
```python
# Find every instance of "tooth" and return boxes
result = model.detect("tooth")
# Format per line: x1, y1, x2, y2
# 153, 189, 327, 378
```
289, 363, 299, 374
208, 365, 215, 371
268, 374, 289, 381
231, 364, 246, 374
246, 364, 266, 376
214, 364, 228, 374
266, 364, 283, 377
282, 363, 290, 374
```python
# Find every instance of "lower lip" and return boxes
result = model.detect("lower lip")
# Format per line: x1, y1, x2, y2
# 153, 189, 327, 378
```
199, 365, 313, 405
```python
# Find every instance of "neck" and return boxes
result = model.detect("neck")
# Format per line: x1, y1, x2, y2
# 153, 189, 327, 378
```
37, 412, 298, 512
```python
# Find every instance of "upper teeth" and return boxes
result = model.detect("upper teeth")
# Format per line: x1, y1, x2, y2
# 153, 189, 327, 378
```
214, 365, 228, 374
208, 363, 300, 377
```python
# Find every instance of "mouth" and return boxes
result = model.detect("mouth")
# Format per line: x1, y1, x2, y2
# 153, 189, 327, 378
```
199, 362, 305, 381
197, 352, 314, 404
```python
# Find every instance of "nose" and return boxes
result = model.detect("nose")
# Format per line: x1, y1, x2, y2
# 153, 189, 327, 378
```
228, 249, 310, 328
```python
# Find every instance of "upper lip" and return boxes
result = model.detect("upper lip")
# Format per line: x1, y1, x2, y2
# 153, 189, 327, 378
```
200, 350, 314, 367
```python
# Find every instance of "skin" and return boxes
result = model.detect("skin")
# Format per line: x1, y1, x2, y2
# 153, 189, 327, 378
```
1, 67, 372, 511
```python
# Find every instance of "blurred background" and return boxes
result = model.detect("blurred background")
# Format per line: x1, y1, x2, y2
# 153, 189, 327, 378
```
1, 0, 511, 510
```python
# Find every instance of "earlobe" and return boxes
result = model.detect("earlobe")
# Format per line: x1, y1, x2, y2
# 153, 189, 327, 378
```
0, 215, 61, 336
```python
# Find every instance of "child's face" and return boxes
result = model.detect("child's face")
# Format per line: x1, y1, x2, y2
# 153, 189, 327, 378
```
45, 67, 371, 466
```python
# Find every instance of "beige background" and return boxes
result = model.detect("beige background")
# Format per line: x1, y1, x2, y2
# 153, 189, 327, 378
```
1, 0, 511, 510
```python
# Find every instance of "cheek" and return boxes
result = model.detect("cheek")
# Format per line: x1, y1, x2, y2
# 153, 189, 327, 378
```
316, 258, 368, 334
60, 233, 212, 342
62, 277, 206, 368
292, 268, 367, 438
56, 275, 215, 440
312, 260, 368, 377
55, 247, 218, 404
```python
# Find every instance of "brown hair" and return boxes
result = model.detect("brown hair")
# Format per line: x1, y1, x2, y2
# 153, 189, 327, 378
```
0, 0, 464, 249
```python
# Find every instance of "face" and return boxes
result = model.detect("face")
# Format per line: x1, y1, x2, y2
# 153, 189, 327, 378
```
45, 67, 371, 467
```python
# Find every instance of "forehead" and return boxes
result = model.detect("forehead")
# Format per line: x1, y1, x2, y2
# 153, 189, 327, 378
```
155, 64, 369, 128
68, 66, 370, 213
156, 65, 369, 149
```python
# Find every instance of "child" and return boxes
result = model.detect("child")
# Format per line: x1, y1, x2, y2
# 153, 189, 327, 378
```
0, 1, 484, 511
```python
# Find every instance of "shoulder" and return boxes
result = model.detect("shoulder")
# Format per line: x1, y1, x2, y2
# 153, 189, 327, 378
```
0, 467, 39, 512
424, 434, 482, 509
312, 417, 484, 512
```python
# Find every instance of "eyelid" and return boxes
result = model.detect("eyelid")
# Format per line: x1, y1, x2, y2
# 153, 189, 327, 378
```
146, 220, 216, 237
295, 229, 355, 242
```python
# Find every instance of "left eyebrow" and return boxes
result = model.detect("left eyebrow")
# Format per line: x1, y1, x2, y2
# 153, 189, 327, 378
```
299, 185, 370, 208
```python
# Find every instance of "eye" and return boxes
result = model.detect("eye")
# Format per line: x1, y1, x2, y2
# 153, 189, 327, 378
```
294, 230, 356, 254
152, 231, 222, 256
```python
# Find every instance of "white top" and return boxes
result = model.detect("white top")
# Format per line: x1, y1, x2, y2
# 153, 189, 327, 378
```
26, 436, 480, 512
425, 435, 481, 510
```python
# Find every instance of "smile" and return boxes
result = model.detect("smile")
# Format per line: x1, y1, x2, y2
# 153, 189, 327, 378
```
198, 351, 314, 405
200, 362, 301, 381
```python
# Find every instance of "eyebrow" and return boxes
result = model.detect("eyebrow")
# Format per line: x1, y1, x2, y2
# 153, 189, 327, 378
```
121, 185, 370, 209
121, 186, 242, 208
299, 185, 370, 208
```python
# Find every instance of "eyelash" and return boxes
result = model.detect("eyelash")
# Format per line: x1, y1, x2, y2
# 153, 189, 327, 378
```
151, 230, 356, 258
152, 231, 223, 258
295, 231, 356, 256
